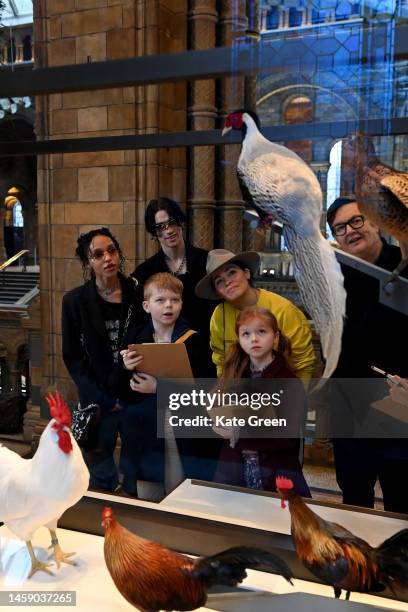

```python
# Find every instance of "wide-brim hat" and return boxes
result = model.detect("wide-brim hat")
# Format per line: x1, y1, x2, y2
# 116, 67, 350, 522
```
195, 249, 260, 300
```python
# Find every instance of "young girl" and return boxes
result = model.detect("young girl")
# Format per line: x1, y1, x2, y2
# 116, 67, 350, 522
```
214, 306, 310, 497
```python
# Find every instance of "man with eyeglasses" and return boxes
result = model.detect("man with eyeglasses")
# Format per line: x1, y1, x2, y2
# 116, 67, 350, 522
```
326, 196, 408, 513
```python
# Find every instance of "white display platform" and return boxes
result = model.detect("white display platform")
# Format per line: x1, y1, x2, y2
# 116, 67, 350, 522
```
1, 524, 407, 611
157, 480, 408, 548
2, 481, 407, 611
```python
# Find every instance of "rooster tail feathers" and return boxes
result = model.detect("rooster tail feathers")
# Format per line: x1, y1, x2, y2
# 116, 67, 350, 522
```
375, 529, 408, 589
284, 230, 346, 385
191, 546, 293, 588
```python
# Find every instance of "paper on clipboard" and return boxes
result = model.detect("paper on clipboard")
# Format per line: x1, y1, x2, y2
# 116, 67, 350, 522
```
128, 343, 193, 378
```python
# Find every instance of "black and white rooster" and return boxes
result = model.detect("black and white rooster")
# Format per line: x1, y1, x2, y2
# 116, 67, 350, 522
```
222, 110, 346, 380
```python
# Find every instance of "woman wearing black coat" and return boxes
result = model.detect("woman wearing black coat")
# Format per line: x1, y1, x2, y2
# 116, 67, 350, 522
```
62, 227, 145, 496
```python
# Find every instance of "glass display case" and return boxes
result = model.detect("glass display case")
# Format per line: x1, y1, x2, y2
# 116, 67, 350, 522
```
0, 0, 407, 609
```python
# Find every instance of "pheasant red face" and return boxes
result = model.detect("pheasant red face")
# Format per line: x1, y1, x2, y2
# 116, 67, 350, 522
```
46, 392, 73, 454
276, 476, 294, 509
226, 112, 243, 130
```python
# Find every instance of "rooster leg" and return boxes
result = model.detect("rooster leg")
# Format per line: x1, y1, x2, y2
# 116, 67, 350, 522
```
47, 529, 77, 569
383, 257, 408, 295
26, 541, 55, 578
333, 586, 342, 599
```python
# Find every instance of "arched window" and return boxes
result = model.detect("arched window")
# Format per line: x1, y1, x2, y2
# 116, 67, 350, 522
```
335, 1, 352, 20
312, 9, 326, 23
283, 95, 313, 160
289, 7, 303, 27
326, 140, 343, 239
266, 6, 279, 30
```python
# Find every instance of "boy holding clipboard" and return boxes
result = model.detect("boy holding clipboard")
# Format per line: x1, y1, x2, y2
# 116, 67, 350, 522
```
120, 273, 220, 488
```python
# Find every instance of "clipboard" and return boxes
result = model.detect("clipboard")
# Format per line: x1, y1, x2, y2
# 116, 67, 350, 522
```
128, 343, 193, 378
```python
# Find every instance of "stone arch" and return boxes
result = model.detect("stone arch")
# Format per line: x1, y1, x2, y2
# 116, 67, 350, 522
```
282, 93, 314, 160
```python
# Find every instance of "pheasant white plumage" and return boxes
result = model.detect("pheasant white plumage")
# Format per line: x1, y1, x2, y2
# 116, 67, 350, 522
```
223, 111, 346, 380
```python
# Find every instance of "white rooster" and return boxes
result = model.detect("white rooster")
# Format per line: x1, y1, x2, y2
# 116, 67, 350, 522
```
222, 110, 346, 380
0, 392, 89, 577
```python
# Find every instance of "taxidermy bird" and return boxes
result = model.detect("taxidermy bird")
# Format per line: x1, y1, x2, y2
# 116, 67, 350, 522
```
343, 132, 408, 286
102, 506, 293, 611
276, 475, 408, 600
0, 392, 89, 578
222, 110, 346, 380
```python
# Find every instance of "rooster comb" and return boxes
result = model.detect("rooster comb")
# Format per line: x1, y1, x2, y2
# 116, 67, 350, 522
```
46, 391, 71, 427
102, 507, 113, 520
276, 476, 294, 490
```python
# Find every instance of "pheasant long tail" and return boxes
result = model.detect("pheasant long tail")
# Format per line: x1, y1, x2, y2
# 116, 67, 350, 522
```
284, 228, 346, 385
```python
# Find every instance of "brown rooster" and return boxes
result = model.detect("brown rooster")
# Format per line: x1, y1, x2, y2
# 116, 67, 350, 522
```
102, 506, 293, 611
343, 133, 408, 287
276, 475, 408, 600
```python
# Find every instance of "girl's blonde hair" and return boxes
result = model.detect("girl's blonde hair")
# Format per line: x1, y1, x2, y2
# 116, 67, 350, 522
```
221, 306, 291, 380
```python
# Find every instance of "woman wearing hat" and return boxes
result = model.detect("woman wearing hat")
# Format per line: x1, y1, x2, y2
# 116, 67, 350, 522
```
195, 249, 316, 381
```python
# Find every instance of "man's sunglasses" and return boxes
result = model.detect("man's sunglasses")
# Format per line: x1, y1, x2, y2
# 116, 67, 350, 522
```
154, 218, 179, 235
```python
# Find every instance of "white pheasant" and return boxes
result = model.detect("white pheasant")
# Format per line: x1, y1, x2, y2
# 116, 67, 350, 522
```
222, 110, 346, 380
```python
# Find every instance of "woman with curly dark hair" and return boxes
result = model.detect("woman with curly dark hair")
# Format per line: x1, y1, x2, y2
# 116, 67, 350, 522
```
61, 227, 147, 496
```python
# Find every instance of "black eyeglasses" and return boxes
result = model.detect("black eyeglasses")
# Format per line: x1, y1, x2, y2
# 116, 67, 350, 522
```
332, 215, 365, 237
154, 217, 178, 235
89, 244, 118, 261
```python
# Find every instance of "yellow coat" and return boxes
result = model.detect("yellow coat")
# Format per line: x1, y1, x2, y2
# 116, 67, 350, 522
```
210, 288, 316, 380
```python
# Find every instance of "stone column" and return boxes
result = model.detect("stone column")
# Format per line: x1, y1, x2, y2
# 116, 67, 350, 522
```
188, 0, 218, 250
242, 0, 265, 252
135, 0, 188, 268
217, 0, 247, 251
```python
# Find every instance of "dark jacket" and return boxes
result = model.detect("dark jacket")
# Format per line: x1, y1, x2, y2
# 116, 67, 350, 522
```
132, 243, 217, 340
214, 354, 309, 495
62, 274, 144, 410
334, 240, 408, 379
120, 316, 216, 404
122, 316, 221, 480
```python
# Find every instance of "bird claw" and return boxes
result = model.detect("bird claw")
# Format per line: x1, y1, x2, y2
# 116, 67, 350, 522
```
48, 545, 77, 569
28, 560, 55, 579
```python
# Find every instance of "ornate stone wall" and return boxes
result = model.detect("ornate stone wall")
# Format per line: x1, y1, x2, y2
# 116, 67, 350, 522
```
33, 0, 188, 412
28, 0, 262, 431
188, 0, 217, 250
216, 0, 247, 251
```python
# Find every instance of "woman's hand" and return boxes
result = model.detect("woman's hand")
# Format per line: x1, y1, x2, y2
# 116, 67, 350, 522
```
120, 348, 144, 371
388, 375, 408, 407
130, 372, 157, 394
